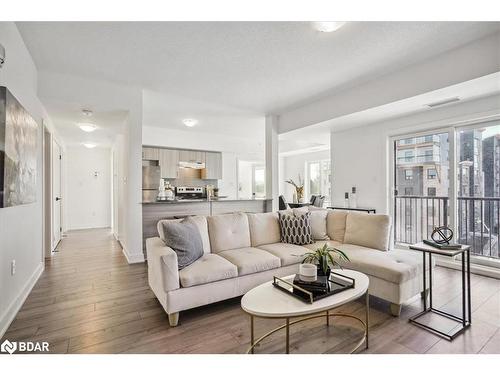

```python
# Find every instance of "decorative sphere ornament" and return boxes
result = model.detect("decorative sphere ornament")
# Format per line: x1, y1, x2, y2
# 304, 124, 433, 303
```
431, 226, 454, 244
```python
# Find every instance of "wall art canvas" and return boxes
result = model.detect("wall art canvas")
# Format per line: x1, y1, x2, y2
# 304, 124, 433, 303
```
0, 86, 38, 208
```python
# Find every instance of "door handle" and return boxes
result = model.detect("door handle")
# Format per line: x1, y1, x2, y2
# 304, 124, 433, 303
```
55, 197, 61, 201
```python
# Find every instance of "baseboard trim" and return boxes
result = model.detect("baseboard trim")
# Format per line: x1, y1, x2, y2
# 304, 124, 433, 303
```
122, 247, 145, 264
0, 262, 44, 339
436, 257, 500, 279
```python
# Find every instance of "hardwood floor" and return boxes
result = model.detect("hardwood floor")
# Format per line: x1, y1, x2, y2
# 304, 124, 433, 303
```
2, 228, 499, 354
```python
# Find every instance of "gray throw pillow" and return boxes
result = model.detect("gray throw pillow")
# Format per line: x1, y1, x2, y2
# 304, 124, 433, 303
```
161, 218, 204, 269
278, 211, 314, 245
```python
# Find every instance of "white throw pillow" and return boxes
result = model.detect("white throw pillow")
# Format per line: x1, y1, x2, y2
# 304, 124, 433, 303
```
309, 209, 329, 240
343, 212, 391, 251
247, 212, 281, 246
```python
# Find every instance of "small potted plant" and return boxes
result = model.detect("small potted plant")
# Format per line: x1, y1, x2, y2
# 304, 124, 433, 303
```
301, 244, 350, 277
285, 174, 305, 203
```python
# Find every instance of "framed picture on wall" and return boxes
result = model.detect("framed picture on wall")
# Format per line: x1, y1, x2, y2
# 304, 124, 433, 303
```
0, 86, 38, 208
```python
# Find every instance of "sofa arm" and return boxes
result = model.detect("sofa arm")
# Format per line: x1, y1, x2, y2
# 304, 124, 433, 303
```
146, 237, 180, 292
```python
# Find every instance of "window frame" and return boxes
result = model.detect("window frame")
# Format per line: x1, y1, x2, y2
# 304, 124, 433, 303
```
389, 117, 500, 269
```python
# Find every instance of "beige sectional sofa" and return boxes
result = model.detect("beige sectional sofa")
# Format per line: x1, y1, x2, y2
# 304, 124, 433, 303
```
146, 209, 428, 326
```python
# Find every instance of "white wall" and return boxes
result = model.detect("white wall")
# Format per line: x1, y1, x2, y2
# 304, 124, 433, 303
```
281, 150, 330, 203
0, 22, 60, 337
331, 94, 500, 215
65, 146, 111, 230
142, 125, 265, 200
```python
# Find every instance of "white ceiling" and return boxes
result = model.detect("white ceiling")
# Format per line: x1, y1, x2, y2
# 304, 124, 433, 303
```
18, 22, 500, 114
15, 21, 500, 147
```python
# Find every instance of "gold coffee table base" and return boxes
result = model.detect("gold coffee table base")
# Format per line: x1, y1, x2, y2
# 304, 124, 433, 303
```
246, 292, 369, 354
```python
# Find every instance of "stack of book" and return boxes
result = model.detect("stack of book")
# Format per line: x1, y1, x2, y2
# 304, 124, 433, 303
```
423, 239, 461, 250
293, 275, 329, 295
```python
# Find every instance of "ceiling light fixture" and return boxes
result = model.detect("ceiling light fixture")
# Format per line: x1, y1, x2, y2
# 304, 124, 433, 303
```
78, 123, 97, 132
183, 119, 198, 127
312, 21, 346, 33
82, 142, 97, 149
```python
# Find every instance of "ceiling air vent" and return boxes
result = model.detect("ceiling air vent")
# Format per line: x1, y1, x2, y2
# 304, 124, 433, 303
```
426, 97, 460, 108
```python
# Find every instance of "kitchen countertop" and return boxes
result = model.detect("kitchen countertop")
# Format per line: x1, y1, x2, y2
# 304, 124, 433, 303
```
142, 198, 272, 204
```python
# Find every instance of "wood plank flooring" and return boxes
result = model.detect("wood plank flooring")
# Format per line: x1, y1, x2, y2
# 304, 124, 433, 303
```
2, 228, 499, 354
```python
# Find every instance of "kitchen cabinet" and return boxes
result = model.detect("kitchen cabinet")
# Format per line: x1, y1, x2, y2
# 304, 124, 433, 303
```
142, 147, 159, 160
179, 150, 205, 164
159, 149, 179, 179
202, 151, 223, 179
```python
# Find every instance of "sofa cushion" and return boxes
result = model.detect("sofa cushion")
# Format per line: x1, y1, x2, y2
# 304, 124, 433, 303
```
326, 210, 347, 242
278, 211, 314, 245
309, 209, 329, 240
247, 212, 281, 247
218, 247, 281, 276
337, 244, 422, 284
179, 254, 238, 287
208, 213, 251, 253
344, 212, 391, 251
303, 240, 343, 251
161, 218, 204, 269
258, 243, 310, 266
158, 216, 211, 254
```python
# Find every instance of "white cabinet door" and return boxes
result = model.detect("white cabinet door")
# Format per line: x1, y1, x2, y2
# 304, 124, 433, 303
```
179, 150, 205, 163
159, 149, 179, 178
202, 151, 222, 179
142, 147, 159, 160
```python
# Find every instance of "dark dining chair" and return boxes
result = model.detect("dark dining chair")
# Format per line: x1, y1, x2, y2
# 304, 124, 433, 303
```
313, 195, 325, 208
278, 195, 288, 210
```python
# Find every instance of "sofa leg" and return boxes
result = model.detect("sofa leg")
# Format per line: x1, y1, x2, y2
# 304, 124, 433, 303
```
390, 303, 402, 317
168, 312, 179, 327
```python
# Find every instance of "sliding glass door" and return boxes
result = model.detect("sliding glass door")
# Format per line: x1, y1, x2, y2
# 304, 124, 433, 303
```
392, 120, 500, 266
457, 123, 500, 260
393, 131, 450, 244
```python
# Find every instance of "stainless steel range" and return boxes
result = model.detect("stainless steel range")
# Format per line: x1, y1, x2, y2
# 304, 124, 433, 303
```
175, 186, 205, 200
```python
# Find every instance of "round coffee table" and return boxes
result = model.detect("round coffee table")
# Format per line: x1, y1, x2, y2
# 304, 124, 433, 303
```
241, 269, 369, 354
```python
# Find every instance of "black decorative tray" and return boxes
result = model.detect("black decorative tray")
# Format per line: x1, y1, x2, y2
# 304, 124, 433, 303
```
272, 272, 355, 304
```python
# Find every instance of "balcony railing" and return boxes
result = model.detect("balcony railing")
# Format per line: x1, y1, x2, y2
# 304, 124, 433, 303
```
394, 195, 499, 260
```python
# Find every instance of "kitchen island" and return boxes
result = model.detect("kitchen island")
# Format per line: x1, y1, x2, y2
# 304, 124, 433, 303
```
142, 198, 272, 249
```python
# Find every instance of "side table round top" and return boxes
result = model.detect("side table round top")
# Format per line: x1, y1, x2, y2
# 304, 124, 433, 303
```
241, 269, 369, 318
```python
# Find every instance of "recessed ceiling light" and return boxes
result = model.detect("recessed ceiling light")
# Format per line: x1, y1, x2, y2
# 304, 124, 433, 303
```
183, 119, 198, 127
82, 142, 97, 149
78, 123, 97, 132
312, 21, 346, 33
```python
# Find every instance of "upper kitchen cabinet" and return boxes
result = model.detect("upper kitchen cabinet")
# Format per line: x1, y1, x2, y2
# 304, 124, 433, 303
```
179, 150, 206, 164
202, 151, 223, 179
142, 147, 159, 160
159, 149, 179, 179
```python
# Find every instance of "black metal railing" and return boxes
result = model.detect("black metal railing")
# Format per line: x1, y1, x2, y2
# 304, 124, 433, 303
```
394, 195, 499, 260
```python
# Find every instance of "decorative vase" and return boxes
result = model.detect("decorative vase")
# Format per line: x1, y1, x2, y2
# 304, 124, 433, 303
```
317, 266, 331, 278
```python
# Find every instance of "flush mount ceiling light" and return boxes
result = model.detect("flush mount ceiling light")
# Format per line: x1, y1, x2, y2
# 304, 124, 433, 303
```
312, 21, 346, 33
182, 118, 198, 127
78, 123, 97, 132
82, 142, 97, 149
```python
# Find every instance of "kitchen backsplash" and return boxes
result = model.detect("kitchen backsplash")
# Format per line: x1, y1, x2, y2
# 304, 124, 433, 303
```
165, 168, 218, 189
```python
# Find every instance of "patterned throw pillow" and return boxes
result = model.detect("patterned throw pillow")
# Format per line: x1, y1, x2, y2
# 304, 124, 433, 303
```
278, 211, 314, 245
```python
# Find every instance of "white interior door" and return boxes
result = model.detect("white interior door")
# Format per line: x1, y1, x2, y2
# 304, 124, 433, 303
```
52, 140, 62, 250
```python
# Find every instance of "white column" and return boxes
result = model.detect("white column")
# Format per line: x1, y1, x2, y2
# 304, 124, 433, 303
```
265, 115, 279, 211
